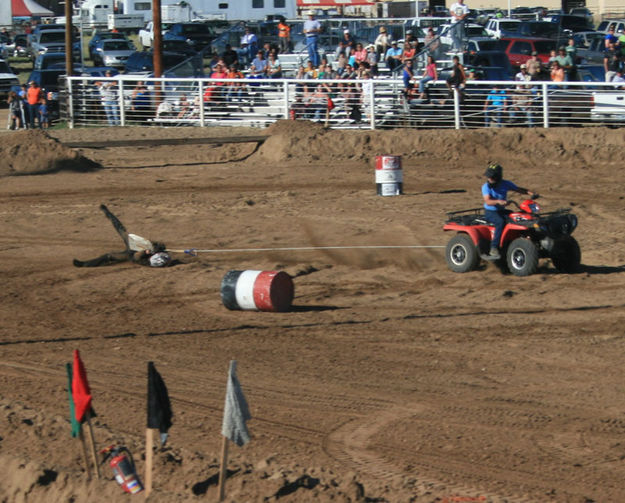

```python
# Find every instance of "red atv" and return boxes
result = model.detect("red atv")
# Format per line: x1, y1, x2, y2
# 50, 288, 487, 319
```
443, 197, 581, 276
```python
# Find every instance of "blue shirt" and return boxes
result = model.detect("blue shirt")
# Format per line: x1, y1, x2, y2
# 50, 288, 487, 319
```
486, 89, 507, 108
482, 180, 518, 210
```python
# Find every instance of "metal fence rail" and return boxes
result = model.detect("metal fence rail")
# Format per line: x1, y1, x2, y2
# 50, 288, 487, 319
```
64, 75, 625, 130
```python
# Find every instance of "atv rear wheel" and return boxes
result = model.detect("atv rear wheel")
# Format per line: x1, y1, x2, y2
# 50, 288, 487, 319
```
551, 236, 581, 273
446, 234, 479, 273
506, 238, 539, 276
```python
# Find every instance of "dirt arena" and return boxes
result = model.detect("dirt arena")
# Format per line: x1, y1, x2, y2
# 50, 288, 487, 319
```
1, 122, 624, 502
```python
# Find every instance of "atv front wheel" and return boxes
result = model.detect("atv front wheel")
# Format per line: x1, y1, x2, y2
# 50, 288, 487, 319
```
506, 238, 539, 276
551, 236, 581, 273
446, 234, 479, 273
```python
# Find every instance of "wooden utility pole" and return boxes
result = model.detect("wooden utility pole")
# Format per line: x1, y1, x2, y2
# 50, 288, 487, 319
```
64, 0, 74, 75
152, 0, 163, 105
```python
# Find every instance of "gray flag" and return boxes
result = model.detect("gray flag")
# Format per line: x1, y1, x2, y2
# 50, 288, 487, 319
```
221, 360, 251, 447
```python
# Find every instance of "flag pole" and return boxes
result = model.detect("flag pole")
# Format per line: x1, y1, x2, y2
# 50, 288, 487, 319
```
145, 428, 154, 498
85, 411, 101, 479
217, 435, 229, 502
78, 428, 92, 481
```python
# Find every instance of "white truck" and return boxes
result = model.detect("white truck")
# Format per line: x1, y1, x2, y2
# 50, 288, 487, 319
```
590, 91, 625, 123
138, 5, 193, 48
107, 14, 145, 32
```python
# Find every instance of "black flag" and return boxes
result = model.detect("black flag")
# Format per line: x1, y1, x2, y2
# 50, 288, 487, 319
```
147, 361, 173, 445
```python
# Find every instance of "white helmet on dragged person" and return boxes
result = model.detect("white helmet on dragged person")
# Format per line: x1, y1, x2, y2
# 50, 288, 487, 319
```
149, 252, 172, 267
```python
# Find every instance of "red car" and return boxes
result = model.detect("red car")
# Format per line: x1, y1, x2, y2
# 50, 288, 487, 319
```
497, 37, 557, 68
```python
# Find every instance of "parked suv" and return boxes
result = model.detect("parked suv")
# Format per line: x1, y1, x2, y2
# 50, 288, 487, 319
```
163, 22, 217, 51
0, 59, 20, 100
497, 37, 557, 68
124, 50, 201, 77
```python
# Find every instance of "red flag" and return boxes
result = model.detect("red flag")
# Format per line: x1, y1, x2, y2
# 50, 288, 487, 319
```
327, 97, 335, 111
72, 350, 93, 422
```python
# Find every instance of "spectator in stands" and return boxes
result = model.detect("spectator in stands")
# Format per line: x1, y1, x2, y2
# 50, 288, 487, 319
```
418, 54, 438, 100
526, 51, 542, 80
402, 58, 414, 92
402, 40, 416, 63
176, 94, 192, 119
267, 52, 282, 78
605, 52, 622, 82
97, 73, 119, 126
483, 84, 509, 127
353, 43, 367, 65
424, 27, 439, 55
26, 80, 41, 129
362, 45, 377, 75
304, 60, 318, 79
130, 81, 151, 122
240, 26, 258, 66
550, 60, 565, 82
277, 17, 291, 54
605, 25, 618, 51
305, 83, 330, 121
555, 45, 574, 80
303, 10, 321, 67
513, 64, 535, 126
335, 40, 348, 60
385, 41, 403, 72
612, 67, 625, 88
249, 51, 268, 78
565, 37, 577, 63
374, 26, 391, 59
341, 29, 356, 54
226, 64, 246, 103
445, 55, 466, 93
222, 44, 238, 68
449, 0, 469, 51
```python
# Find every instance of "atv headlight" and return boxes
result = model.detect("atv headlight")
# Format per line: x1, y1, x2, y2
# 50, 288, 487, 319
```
568, 214, 578, 233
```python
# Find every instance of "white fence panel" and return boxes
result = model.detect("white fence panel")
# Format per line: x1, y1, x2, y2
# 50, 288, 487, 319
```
64, 76, 625, 130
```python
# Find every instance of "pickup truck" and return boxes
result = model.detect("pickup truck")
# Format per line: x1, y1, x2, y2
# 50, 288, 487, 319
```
590, 90, 625, 124
139, 21, 171, 49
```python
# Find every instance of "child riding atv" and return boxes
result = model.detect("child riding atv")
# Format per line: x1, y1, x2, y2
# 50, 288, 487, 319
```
482, 163, 537, 259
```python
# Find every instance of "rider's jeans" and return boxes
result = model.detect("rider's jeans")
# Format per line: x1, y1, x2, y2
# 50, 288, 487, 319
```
485, 209, 507, 249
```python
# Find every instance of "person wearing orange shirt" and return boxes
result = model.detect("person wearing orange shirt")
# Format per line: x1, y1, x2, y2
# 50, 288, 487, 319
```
26, 80, 42, 129
277, 18, 291, 54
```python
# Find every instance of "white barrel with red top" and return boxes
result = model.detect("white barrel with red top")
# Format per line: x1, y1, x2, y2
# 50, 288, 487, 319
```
375, 155, 403, 196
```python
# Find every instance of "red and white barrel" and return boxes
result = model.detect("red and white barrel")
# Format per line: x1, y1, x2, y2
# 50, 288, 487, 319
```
221, 270, 294, 312
375, 155, 403, 196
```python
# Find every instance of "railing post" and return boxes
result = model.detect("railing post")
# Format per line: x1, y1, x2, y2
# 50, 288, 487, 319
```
118, 77, 125, 127
542, 82, 549, 128
198, 79, 205, 127
369, 79, 375, 130
66, 77, 74, 129
453, 87, 461, 129
283, 80, 289, 119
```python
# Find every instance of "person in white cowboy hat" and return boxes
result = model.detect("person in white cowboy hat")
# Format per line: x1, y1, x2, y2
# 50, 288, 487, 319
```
374, 25, 391, 58
303, 9, 321, 66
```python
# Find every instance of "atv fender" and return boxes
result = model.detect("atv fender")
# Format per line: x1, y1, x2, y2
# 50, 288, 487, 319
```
443, 224, 492, 246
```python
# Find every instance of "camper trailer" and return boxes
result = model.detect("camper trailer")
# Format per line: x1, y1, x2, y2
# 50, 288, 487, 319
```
76, 0, 114, 30
116, 0, 295, 23
0, 2, 11, 28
